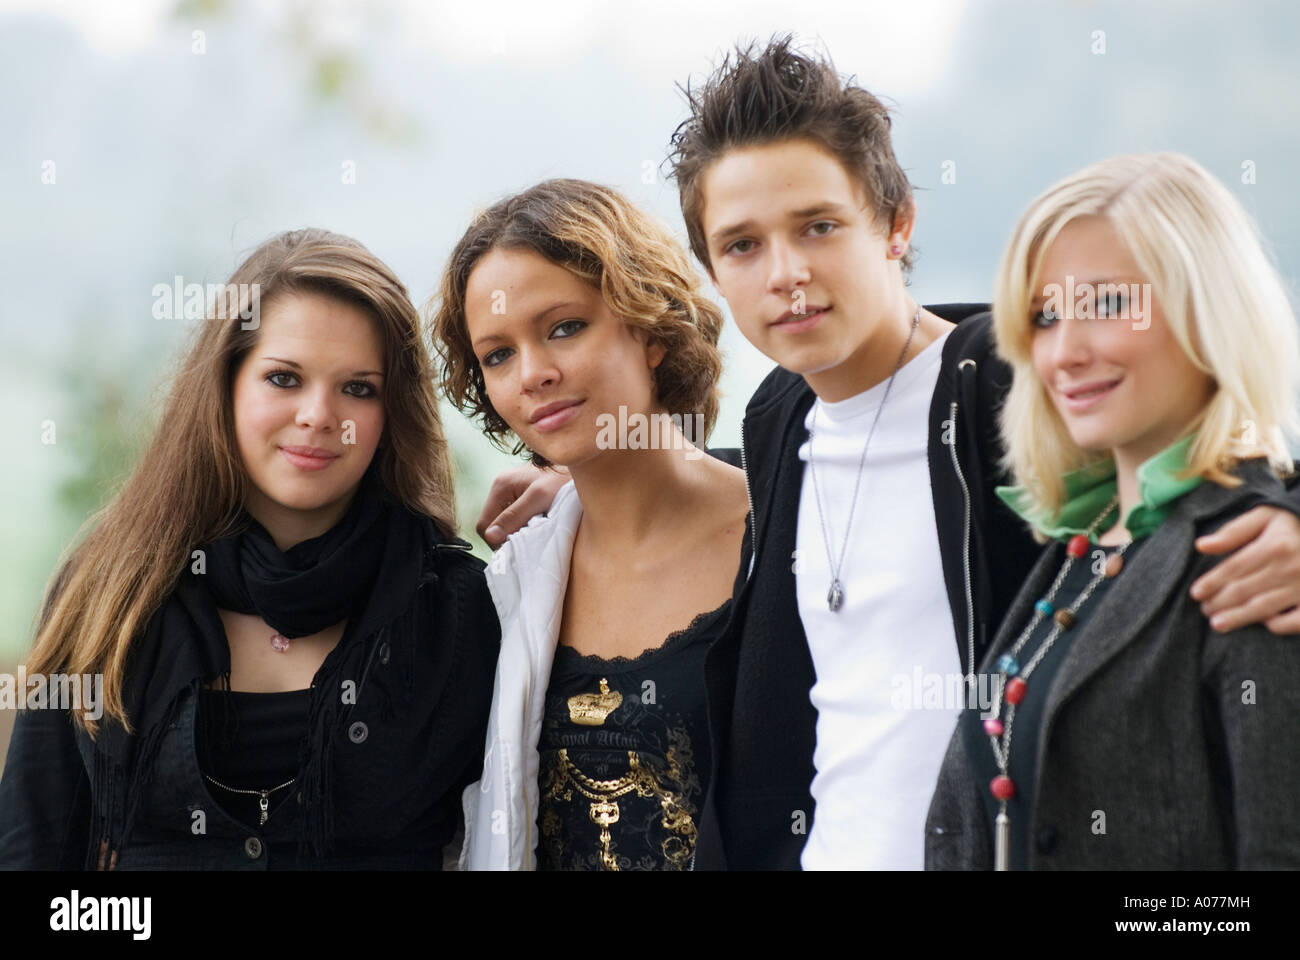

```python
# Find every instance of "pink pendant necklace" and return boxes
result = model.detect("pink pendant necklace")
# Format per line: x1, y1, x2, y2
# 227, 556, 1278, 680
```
269, 633, 291, 653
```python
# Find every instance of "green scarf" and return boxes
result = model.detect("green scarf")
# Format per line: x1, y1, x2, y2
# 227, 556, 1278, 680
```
996, 434, 1204, 542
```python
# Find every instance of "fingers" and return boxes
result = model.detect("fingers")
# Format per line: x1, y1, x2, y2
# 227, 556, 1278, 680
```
1265, 607, 1300, 636
479, 469, 570, 548
1198, 562, 1276, 620
476, 467, 541, 544
1194, 508, 1300, 630
1189, 536, 1263, 606
1205, 587, 1299, 634
1190, 507, 1297, 602
1193, 505, 1270, 557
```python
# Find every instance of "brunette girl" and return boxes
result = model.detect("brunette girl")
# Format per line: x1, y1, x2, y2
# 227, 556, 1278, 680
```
0, 229, 499, 869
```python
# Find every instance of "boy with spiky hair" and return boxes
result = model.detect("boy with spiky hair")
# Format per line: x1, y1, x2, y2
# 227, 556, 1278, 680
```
661, 35, 1300, 869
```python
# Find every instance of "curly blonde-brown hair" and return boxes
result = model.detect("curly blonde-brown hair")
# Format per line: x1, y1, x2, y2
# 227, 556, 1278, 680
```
429, 179, 725, 465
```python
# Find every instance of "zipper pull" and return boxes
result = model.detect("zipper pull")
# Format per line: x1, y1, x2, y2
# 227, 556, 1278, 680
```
259, 791, 270, 826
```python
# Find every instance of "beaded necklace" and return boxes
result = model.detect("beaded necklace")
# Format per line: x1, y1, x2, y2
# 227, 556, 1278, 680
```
983, 493, 1128, 871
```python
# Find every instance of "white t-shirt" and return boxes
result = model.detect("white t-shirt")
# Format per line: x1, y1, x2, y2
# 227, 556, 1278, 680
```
795, 329, 962, 870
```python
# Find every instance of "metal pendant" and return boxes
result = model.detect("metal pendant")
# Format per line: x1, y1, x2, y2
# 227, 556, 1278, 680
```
994, 809, 1010, 871
827, 579, 844, 612
567, 677, 623, 726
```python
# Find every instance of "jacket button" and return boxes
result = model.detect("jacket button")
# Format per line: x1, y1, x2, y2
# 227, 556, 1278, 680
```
244, 837, 263, 859
348, 721, 368, 744
1035, 825, 1059, 854
379, 642, 390, 665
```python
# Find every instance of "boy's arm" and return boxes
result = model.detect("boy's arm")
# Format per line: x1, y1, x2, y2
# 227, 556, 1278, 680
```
1192, 480, 1300, 634
475, 466, 570, 549
476, 448, 744, 548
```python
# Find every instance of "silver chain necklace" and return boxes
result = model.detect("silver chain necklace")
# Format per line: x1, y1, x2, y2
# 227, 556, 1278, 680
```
204, 773, 297, 826
808, 306, 921, 612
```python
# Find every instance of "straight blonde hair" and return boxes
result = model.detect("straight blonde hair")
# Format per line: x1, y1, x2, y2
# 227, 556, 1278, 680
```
993, 152, 1299, 522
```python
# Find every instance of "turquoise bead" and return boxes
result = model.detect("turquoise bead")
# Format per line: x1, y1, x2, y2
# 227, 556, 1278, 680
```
1035, 599, 1055, 616
996, 653, 1020, 676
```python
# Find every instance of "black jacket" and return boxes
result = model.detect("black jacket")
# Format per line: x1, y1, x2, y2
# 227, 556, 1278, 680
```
695, 305, 1043, 870
0, 523, 500, 871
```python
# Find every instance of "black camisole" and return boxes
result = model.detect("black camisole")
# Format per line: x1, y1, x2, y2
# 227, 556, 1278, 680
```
196, 687, 311, 828
536, 600, 729, 871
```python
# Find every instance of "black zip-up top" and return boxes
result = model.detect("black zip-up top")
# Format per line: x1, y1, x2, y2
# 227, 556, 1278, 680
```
694, 305, 1041, 870
0, 529, 500, 870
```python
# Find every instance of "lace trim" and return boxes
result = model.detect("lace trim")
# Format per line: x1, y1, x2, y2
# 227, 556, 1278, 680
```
554, 599, 731, 672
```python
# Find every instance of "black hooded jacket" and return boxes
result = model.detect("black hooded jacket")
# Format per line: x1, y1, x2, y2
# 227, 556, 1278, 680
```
695, 305, 1045, 869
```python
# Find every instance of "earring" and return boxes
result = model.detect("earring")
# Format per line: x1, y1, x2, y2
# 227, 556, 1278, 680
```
890, 245, 902, 257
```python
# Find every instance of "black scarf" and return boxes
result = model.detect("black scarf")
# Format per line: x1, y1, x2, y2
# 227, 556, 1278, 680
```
202, 471, 387, 639
94, 465, 432, 864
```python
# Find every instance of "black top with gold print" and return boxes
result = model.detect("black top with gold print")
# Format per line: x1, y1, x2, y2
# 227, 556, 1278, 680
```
537, 600, 729, 871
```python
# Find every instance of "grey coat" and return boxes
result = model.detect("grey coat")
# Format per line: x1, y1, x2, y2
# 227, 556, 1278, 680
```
925, 458, 1300, 870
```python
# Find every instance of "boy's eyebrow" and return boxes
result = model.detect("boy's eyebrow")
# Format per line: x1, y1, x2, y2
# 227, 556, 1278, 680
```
709, 202, 848, 245
710, 219, 757, 245
261, 357, 383, 377
789, 202, 845, 219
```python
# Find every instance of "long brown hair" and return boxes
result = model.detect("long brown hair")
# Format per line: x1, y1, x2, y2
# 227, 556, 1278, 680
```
28, 228, 458, 735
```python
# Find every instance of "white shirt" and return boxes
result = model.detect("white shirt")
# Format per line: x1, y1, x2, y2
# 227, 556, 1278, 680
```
795, 329, 963, 870
461, 482, 584, 870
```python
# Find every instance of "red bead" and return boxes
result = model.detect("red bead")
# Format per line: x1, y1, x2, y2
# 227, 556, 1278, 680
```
1005, 676, 1028, 704
983, 717, 1004, 736
990, 775, 1016, 800
1067, 534, 1089, 558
